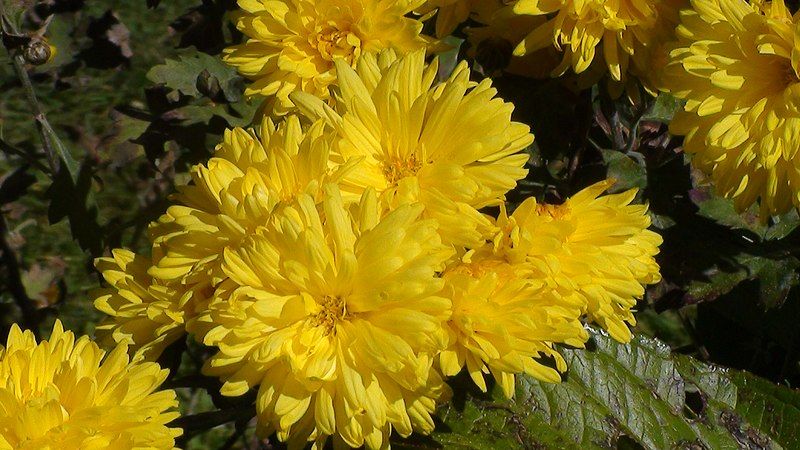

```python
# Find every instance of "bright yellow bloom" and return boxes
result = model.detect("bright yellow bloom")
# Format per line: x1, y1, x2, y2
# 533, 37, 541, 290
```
95, 117, 345, 359
192, 186, 452, 448
224, 0, 429, 116
149, 117, 347, 287
511, 0, 686, 90
439, 250, 587, 398
659, 0, 800, 216
494, 180, 662, 343
93, 250, 192, 360
292, 50, 532, 247
0, 320, 181, 449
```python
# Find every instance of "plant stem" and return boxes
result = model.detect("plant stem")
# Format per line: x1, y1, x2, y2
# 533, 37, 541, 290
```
9, 53, 60, 174
1, 1, 61, 175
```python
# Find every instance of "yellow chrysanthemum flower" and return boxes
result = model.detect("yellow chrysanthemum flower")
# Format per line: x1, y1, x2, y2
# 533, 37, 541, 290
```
511, 0, 686, 90
224, 0, 429, 116
659, 0, 800, 216
191, 185, 453, 449
0, 320, 181, 449
149, 116, 348, 287
494, 180, 662, 343
94, 117, 346, 359
292, 50, 532, 247
439, 250, 588, 398
93, 250, 192, 360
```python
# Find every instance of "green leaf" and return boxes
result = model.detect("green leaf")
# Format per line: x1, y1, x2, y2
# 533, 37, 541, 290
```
692, 187, 766, 237
46, 160, 103, 257
730, 371, 800, 447
173, 99, 258, 128
601, 149, 647, 192
765, 210, 800, 241
685, 253, 800, 308
147, 50, 243, 102
41, 119, 79, 182
403, 328, 800, 449
0, 165, 36, 205
642, 93, 683, 123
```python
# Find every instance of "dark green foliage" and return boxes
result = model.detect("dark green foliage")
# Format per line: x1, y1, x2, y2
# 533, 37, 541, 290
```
397, 328, 800, 449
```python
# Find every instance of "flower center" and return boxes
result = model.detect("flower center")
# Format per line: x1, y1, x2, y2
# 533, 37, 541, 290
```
535, 203, 571, 220
382, 155, 423, 186
782, 60, 800, 87
312, 23, 361, 63
310, 295, 347, 335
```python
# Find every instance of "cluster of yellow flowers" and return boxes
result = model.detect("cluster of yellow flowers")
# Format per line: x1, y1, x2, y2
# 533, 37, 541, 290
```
226, 0, 800, 218
89, 47, 662, 448
23, 0, 800, 447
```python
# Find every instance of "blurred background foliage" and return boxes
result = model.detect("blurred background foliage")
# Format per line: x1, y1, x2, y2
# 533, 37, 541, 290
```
2, 0, 800, 448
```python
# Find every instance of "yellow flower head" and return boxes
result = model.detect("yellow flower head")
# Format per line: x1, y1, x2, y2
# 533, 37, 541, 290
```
192, 185, 453, 449
292, 50, 532, 247
439, 249, 588, 398
224, 0, 429, 116
495, 180, 663, 343
95, 117, 345, 360
150, 116, 347, 287
93, 250, 192, 360
660, 0, 800, 216
0, 320, 181, 449
511, 0, 686, 89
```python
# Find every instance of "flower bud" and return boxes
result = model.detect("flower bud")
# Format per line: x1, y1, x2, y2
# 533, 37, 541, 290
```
22, 38, 56, 65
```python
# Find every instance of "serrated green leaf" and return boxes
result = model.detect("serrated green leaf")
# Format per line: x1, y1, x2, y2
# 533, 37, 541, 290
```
147, 51, 242, 101
407, 328, 799, 449
730, 371, 800, 448
693, 189, 766, 237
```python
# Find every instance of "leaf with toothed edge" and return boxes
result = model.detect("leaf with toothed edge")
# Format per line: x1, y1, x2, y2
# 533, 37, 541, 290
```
393, 327, 799, 449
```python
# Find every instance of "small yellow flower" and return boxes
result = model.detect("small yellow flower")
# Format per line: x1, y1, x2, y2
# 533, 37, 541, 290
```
192, 186, 453, 449
224, 0, 429, 116
0, 320, 181, 449
439, 249, 588, 398
511, 0, 686, 91
494, 180, 663, 343
292, 50, 532, 247
659, 0, 800, 216
93, 249, 193, 360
